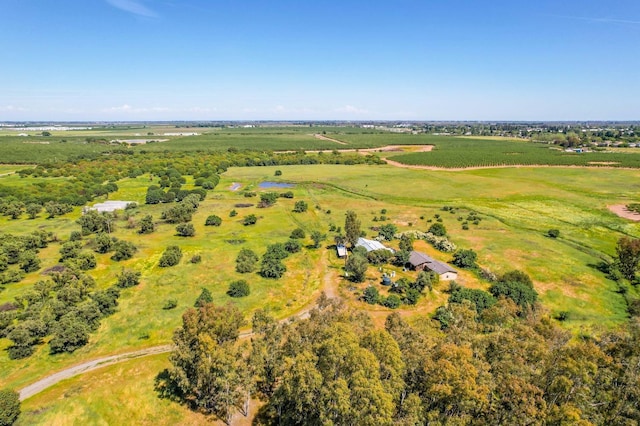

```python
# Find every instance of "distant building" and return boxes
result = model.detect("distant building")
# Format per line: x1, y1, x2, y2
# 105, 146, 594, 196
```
336, 245, 347, 258
355, 237, 394, 253
83, 200, 135, 214
163, 132, 199, 136
408, 251, 457, 281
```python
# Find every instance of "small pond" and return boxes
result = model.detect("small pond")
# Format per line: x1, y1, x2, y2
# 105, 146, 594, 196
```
259, 181, 295, 189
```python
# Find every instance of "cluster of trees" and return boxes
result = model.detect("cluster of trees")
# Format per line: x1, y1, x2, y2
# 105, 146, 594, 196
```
91, 233, 137, 261
1, 268, 126, 359
363, 271, 438, 308
157, 298, 640, 425
6, 148, 380, 211
0, 231, 53, 286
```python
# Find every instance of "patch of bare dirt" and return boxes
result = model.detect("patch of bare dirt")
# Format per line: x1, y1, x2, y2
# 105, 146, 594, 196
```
609, 204, 640, 221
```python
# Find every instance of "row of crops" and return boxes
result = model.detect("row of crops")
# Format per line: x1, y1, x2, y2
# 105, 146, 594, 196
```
389, 138, 640, 168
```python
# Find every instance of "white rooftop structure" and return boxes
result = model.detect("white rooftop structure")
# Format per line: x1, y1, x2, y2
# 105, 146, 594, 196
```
85, 200, 135, 214
355, 237, 393, 253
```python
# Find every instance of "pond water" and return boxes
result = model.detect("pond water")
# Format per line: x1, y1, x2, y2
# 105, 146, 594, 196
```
259, 181, 295, 189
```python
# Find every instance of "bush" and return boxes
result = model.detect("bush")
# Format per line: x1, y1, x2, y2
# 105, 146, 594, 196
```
274, 170, 282, 176
449, 287, 496, 313
229, 209, 238, 217
452, 249, 477, 269
163, 299, 178, 310
259, 192, 278, 207
138, 215, 155, 234
382, 294, 402, 309
111, 240, 137, 261
190, 254, 202, 264
227, 280, 250, 297
547, 229, 560, 238
378, 224, 397, 241
236, 248, 259, 273
116, 269, 141, 288
293, 200, 308, 213
284, 240, 302, 254
205, 215, 222, 226
345, 254, 368, 282
243, 214, 258, 226
194, 288, 213, 307
176, 223, 195, 237
362, 286, 380, 304
69, 230, 82, 241
290, 228, 306, 239
159, 246, 182, 267
428, 223, 447, 237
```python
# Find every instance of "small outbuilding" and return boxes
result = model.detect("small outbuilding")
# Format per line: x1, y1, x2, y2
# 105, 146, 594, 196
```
83, 200, 135, 214
355, 237, 394, 253
409, 251, 458, 281
336, 245, 347, 258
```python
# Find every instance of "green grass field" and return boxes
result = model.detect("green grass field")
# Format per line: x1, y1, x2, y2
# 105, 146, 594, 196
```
2, 158, 640, 423
387, 137, 640, 168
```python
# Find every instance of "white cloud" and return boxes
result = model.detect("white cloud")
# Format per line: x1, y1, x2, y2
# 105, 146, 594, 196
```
105, 0, 158, 18
335, 105, 369, 114
0, 105, 28, 112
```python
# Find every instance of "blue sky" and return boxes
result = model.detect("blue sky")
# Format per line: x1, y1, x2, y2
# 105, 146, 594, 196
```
0, 0, 638, 121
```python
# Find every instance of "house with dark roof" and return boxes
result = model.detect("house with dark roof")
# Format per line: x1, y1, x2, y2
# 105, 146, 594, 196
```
409, 251, 458, 281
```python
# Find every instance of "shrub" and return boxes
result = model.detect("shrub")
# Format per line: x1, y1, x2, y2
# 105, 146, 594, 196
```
259, 192, 278, 207
547, 229, 560, 238
205, 215, 222, 226
159, 246, 182, 267
236, 248, 259, 273
378, 224, 397, 241
274, 170, 282, 176
163, 299, 178, 310
428, 223, 447, 237
280, 191, 294, 199
69, 230, 83, 241
284, 240, 302, 254
138, 215, 155, 234
452, 249, 477, 269
190, 254, 202, 264
111, 240, 137, 261
293, 200, 308, 213
116, 269, 141, 288
227, 280, 250, 297
176, 223, 195, 237
194, 288, 213, 307
362, 286, 380, 304
382, 294, 402, 309
449, 287, 496, 313
290, 228, 306, 239
243, 214, 258, 226
229, 209, 238, 217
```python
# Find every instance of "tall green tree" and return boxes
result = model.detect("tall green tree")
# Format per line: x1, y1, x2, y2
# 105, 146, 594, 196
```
616, 237, 640, 280
0, 389, 20, 426
345, 210, 361, 247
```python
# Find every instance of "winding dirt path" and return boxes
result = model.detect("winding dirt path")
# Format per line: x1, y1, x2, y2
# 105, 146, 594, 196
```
18, 259, 341, 401
18, 345, 174, 401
